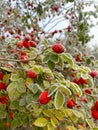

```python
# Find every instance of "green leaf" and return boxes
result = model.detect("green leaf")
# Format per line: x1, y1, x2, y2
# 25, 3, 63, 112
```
58, 56, 64, 69
34, 118, 47, 127
62, 53, 74, 67
28, 83, 38, 94
70, 82, 82, 96
54, 91, 65, 109
50, 54, 58, 63
93, 128, 98, 130
43, 55, 50, 63
37, 4, 43, 16
11, 120, 19, 130
16, 78, 26, 93
68, 0, 74, 2
86, 119, 95, 128
7, 82, 21, 101
10, 101, 19, 110
10, 73, 19, 81
49, 85, 59, 96
19, 97, 26, 106
60, 84, 72, 95
0, 111, 6, 119
1, 67, 14, 72
48, 60, 55, 70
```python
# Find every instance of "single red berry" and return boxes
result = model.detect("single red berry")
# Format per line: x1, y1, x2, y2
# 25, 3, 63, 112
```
9, 112, 14, 119
15, 34, 21, 40
0, 72, 4, 80
28, 41, 36, 47
20, 55, 29, 63
39, 91, 51, 104
85, 89, 92, 95
52, 43, 65, 53
72, 78, 80, 85
24, 35, 30, 41
95, 100, 98, 111
52, 5, 59, 12
6, 122, 10, 128
91, 109, 98, 120
0, 82, 7, 90
78, 77, 88, 85
27, 70, 37, 79
21, 51, 27, 56
67, 99, 76, 108
67, 26, 71, 32
90, 71, 98, 78
91, 105, 95, 111
80, 98, 88, 103
17, 41, 23, 48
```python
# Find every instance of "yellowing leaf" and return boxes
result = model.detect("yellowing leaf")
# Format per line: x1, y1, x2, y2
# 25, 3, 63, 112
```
43, 110, 53, 117
67, 126, 77, 130
47, 123, 54, 130
51, 117, 58, 127
86, 119, 95, 128
34, 118, 47, 127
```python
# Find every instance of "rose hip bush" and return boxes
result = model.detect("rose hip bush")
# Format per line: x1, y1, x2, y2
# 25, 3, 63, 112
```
0, 0, 98, 130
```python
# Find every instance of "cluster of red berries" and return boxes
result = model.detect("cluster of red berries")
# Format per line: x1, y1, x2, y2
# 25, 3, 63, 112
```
73, 77, 88, 85
17, 35, 37, 49
91, 100, 98, 120
20, 51, 29, 63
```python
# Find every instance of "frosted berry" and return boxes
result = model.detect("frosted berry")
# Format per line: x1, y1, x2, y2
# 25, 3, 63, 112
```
78, 77, 88, 85
23, 40, 30, 48
27, 70, 37, 79
0, 72, 4, 80
28, 41, 37, 47
67, 99, 76, 108
39, 91, 51, 104
85, 89, 92, 95
91, 110, 98, 120
52, 43, 64, 53
20, 55, 29, 63
90, 71, 98, 78
95, 100, 98, 110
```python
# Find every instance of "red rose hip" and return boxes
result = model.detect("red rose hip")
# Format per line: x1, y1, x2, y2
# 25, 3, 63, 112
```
52, 43, 65, 54
39, 91, 51, 104
27, 70, 37, 79
90, 71, 98, 78
91, 110, 98, 120
67, 99, 76, 108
